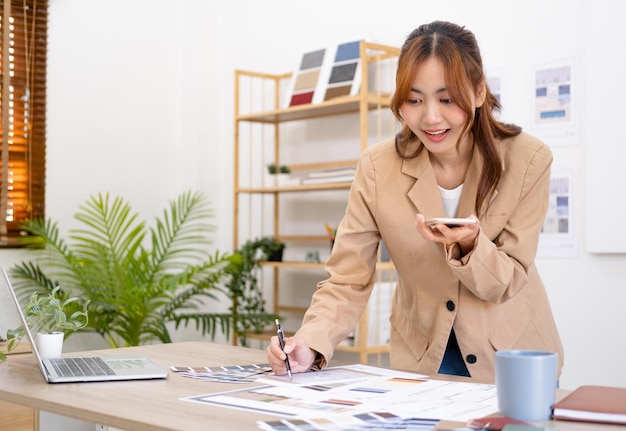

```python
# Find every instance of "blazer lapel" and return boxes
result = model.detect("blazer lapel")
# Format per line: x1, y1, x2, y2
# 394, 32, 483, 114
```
402, 143, 496, 218
403, 149, 446, 217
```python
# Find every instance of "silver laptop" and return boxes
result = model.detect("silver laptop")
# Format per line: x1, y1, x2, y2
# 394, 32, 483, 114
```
2, 267, 168, 383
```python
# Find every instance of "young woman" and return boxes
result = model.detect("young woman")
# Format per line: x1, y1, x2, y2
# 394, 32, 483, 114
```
266, 21, 564, 382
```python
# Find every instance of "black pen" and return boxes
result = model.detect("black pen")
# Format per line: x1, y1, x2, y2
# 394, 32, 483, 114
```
275, 319, 292, 381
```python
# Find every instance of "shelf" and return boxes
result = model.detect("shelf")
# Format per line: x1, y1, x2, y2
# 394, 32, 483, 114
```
262, 261, 325, 269
261, 261, 395, 271
336, 344, 390, 354
244, 330, 390, 355
233, 40, 399, 362
279, 234, 331, 242
237, 182, 352, 194
245, 331, 390, 354
244, 328, 295, 342
276, 305, 308, 314
237, 93, 393, 124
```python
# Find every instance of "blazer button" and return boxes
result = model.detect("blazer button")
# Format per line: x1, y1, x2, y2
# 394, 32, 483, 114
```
446, 300, 455, 311
466, 354, 477, 364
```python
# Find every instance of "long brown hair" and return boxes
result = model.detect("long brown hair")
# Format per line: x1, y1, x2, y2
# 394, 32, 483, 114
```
390, 21, 521, 214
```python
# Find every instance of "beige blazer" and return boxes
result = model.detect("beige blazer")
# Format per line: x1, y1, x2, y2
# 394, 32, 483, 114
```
296, 132, 564, 383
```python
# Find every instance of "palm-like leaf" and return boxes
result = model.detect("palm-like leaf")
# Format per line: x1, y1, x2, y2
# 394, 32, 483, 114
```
9, 190, 277, 348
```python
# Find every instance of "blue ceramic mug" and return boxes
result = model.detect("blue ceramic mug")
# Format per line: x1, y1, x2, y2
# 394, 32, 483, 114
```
495, 350, 558, 421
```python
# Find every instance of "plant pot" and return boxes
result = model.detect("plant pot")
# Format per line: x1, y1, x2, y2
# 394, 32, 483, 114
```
267, 247, 284, 262
264, 173, 277, 187
36, 332, 64, 359
275, 173, 291, 187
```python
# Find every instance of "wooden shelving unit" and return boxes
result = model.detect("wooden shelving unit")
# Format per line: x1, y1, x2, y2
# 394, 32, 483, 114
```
233, 41, 400, 363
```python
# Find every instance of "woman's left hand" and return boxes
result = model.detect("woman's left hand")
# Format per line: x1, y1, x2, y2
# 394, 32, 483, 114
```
415, 213, 480, 255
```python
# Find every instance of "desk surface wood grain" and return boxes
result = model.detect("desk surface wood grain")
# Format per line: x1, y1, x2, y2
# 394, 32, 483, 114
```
0, 341, 36, 431
0, 342, 272, 431
0, 342, 621, 431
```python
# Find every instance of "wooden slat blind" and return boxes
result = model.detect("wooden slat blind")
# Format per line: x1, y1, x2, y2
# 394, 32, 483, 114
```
0, 0, 47, 243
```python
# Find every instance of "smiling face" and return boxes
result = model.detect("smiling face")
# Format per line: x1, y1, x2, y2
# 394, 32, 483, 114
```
390, 21, 507, 212
399, 57, 483, 160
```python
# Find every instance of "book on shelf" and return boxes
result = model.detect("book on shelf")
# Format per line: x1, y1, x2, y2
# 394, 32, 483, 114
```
306, 168, 357, 178
300, 174, 355, 185
552, 385, 626, 425
298, 167, 356, 185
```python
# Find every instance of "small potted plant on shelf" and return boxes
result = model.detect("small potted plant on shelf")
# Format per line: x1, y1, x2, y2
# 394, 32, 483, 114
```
237, 235, 287, 262
267, 163, 278, 174
256, 236, 286, 262
4, 286, 89, 359
226, 236, 285, 345
267, 163, 291, 174
266, 163, 291, 187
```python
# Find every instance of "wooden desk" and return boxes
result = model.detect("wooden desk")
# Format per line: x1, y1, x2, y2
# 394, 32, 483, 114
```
0, 342, 274, 431
0, 341, 37, 431
0, 342, 621, 431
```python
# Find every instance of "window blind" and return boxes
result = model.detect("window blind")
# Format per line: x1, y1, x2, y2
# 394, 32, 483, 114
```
0, 0, 47, 243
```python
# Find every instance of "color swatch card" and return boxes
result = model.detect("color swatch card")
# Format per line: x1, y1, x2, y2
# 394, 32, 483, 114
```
323, 40, 362, 102
285, 40, 363, 108
170, 363, 272, 383
181, 364, 497, 422
257, 413, 439, 431
287, 47, 329, 107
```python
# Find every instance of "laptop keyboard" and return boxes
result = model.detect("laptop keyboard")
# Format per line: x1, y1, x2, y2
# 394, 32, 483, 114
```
49, 357, 116, 377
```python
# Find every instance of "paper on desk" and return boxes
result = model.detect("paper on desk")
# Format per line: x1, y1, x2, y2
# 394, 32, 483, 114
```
170, 363, 272, 383
257, 413, 439, 431
181, 364, 497, 422
258, 363, 422, 386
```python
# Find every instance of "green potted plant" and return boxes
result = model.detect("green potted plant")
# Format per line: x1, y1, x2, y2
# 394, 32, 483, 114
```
267, 163, 278, 174
3, 287, 89, 359
6, 190, 276, 350
266, 163, 291, 187
266, 163, 290, 175
226, 236, 285, 345
236, 235, 286, 262
256, 236, 286, 261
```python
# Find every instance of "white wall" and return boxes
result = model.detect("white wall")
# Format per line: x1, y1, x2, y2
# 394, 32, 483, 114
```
1, 0, 625, 396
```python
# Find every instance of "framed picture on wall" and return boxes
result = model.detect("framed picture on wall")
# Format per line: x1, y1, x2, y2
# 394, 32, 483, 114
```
530, 57, 578, 142
538, 162, 578, 259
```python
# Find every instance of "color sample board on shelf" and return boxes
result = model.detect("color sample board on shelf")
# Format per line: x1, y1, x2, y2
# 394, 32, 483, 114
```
285, 40, 363, 108
323, 40, 362, 101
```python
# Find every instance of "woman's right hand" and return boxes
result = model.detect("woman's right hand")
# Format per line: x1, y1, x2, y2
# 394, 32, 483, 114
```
266, 334, 316, 376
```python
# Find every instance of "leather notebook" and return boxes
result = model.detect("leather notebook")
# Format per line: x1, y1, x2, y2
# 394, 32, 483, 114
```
552, 385, 626, 425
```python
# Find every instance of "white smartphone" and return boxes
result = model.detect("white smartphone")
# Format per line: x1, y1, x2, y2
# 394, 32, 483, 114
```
425, 217, 477, 228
